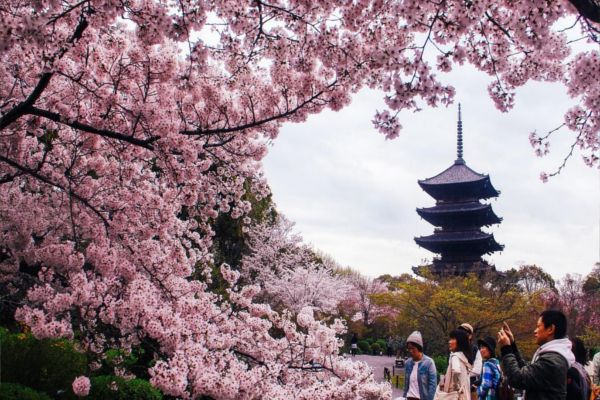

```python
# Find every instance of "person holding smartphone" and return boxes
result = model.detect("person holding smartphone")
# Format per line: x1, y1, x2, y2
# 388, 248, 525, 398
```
497, 310, 575, 400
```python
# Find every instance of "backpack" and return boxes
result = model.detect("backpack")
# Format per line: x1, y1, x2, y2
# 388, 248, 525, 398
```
497, 379, 515, 400
491, 362, 514, 400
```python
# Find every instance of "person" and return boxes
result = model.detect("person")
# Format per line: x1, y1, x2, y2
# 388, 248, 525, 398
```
497, 310, 575, 400
350, 333, 358, 356
458, 322, 483, 398
437, 329, 473, 400
476, 337, 501, 400
403, 331, 437, 400
593, 349, 600, 385
567, 337, 591, 400
387, 336, 394, 357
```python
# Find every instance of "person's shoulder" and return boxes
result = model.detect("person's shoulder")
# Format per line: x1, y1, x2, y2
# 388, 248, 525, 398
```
537, 351, 570, 369
422, 355, 435, 365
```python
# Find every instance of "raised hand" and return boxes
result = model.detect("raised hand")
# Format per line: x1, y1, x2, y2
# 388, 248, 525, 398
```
502, 321, 515, 344
497, 329, 511, 348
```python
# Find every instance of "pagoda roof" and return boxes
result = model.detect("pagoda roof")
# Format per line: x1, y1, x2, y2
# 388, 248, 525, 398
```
414, 231, 504, 254
417, 161, 500, 200
419, 161, 488, 185
416, 202, 502, 226
418, 201, 489, 214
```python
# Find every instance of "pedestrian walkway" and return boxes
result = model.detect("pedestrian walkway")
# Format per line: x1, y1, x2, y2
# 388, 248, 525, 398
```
354, 355, 403, 398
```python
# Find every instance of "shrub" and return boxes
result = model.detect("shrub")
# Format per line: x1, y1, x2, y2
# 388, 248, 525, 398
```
0, 382, 52, 400
357, 340, 372, 355
432, 354, 449, 377
0, 331, 87, 396
88, 375, 162, 400
375, 339, 387, 350
371, 343, 382, 355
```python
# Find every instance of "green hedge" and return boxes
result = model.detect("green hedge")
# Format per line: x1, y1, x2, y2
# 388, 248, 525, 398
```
432, 354, 449, 376
0, 382, 52, 400
88, 375, 162, 400
0, 330, 87, 396
371, 343, 382, 354
357, 340, 372, 355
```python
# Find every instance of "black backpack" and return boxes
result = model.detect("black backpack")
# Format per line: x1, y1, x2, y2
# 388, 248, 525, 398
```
491, 362, 515, 400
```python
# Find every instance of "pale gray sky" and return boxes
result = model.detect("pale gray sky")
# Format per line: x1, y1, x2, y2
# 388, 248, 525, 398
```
262, 64, 600, 280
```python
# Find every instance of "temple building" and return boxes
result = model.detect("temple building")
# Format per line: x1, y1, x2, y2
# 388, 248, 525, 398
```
414, 106, 503, 276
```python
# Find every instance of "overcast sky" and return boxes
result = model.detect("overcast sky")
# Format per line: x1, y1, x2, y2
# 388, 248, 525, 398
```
262, 64, 600, 280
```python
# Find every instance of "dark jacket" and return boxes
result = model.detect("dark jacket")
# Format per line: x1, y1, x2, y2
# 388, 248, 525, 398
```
500, 341, 571, 400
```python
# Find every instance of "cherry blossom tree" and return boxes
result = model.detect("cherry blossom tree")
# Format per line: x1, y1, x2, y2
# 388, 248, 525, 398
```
241, 215, 352, 314
339, 270, 389, 326
263, 264, 353, 314
241, 215, 310, 282
1, 0, 600, 398
545, 271, 600, 339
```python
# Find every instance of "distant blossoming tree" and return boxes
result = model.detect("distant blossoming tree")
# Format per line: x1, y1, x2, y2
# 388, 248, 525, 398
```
545, 270, 600, 339
242, 216, 352, 314
339, 271, 389, 326
1, 0, 599, 398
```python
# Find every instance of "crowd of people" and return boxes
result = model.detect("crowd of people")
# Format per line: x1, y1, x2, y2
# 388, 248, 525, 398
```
401, 310, 600, 400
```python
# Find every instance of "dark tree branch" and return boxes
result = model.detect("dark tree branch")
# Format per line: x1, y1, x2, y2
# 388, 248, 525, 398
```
485, 12, 514, 42
0, 73, 53, 130
181, 83, 335, 136
0, 154, 110, 228
569, 0, 600, 23
0, 9, 90, 131
29, 107, 157, 149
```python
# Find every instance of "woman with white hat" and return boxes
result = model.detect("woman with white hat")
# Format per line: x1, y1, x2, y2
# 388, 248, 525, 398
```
403, 331, 438, 400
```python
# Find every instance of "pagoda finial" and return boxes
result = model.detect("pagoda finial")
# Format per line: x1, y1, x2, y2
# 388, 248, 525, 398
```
456, 103, 464, 164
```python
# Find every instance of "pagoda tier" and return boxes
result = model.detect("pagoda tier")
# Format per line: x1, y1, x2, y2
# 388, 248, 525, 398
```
414, 231, 503, 256
416, 201, 502, 227
413, 105, 503, 276
418, 161, 500, 201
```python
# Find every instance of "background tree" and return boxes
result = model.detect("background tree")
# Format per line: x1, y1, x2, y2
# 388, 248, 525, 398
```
545, 267, 600, 347
338, 269, 389, 327
372, 274, 539, 356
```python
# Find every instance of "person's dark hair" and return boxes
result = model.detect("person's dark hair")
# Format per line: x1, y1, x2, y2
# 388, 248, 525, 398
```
449, 329, 473, 361
407, 341, 423, 353
539, 310, 567, 339
570, 337, 587, 365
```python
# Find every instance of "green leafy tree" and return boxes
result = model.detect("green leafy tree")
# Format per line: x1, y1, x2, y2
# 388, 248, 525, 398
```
373, 274, 532, 356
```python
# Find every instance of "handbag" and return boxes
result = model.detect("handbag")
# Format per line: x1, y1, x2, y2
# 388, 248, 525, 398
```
434, 355, 470, 400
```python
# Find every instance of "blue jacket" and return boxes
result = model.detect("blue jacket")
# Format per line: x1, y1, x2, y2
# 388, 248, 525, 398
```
403, 355, 437, 400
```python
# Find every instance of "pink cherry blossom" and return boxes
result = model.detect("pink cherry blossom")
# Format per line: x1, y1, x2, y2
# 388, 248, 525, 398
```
72, 376, 91, 397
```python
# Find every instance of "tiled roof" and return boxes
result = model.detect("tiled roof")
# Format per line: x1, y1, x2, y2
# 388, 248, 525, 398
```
419, 162, 488, 185
417, 202, 490, 214
416, 231, 494, 242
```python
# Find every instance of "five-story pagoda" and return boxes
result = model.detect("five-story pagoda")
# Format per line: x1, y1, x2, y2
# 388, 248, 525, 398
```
414, 106, 503, 276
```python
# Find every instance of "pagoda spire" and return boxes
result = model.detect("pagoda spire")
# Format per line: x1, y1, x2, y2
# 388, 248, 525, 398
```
456, 103, 464, 164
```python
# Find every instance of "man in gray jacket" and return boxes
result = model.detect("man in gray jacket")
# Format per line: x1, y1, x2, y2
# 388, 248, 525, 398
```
497, 310, 575, 400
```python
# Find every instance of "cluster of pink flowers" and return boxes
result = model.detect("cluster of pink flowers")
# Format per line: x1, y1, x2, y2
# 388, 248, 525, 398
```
72, 376, 91, 397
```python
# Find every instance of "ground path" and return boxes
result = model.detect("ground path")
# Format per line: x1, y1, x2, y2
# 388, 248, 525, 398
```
353, 355, 403, 398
